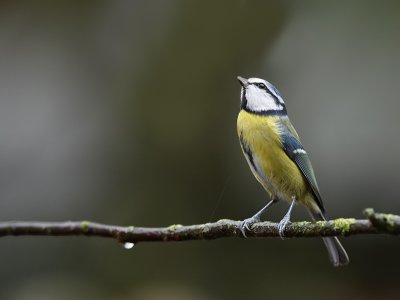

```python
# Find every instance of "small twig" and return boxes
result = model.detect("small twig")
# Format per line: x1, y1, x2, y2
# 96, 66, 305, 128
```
0, 209, 398, 245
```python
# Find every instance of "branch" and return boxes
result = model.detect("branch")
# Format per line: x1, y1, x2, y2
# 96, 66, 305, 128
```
0, 209, 399, 245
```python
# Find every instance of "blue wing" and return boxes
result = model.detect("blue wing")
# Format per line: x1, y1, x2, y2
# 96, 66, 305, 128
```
280, 119, 325, 213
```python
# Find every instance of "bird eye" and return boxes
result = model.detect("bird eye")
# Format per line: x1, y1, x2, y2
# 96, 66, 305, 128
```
257, 83, 266, 89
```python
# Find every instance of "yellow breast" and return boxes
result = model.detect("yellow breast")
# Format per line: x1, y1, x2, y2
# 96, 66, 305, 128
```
237, 110, 309, 203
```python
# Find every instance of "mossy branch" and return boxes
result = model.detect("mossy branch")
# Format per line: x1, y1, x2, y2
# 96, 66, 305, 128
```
0, 209, 398, 244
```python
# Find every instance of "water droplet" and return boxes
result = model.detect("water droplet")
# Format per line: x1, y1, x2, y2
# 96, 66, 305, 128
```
123, 242, 134, 249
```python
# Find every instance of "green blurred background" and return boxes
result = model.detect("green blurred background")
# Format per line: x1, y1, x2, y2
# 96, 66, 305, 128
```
1, 1, 400, 299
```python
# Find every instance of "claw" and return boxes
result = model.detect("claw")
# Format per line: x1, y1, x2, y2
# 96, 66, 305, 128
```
278, 217, 290, 239
277, 197, 296, 239
239, 216, 260, 238
239, 199, 277, 238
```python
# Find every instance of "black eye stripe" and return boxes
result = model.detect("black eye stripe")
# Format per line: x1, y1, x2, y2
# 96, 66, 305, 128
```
250, 82, 267, 89
257, 83, 266, 89
250, 82, 284, 107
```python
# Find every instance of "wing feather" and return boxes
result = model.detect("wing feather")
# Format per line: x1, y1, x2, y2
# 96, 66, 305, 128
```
279, 118, 325, 213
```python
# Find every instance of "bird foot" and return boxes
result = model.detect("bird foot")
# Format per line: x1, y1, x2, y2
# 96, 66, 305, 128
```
239, 216, 260, 238
278, 214, 291, 239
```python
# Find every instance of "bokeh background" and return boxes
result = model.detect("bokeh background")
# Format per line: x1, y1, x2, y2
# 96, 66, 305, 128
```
1, 1, 400, 299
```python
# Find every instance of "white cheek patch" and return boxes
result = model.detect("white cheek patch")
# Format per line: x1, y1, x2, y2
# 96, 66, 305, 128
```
245, 85, 284, 112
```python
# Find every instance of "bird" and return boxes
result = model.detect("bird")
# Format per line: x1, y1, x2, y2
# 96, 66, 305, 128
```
236, 76, 349, 266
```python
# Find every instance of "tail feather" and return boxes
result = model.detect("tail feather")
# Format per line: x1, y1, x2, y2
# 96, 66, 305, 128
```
308, 210, 349, 267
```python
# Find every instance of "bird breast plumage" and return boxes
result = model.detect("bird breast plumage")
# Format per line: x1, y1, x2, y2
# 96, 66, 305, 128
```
237, 110, 311, 204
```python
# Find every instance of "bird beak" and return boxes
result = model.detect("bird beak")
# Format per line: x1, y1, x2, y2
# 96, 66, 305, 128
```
237, 76, 249, 87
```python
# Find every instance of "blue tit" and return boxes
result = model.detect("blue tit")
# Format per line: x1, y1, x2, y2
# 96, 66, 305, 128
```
236, 76, 349, 267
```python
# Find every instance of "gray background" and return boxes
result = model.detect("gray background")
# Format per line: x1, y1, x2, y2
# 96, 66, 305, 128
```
0, 1, 399, 299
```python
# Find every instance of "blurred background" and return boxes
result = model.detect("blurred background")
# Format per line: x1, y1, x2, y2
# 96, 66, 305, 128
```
0, 0, 399, 299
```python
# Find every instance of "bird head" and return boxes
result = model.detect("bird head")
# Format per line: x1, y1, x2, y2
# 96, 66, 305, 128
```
237, 76, 286, 115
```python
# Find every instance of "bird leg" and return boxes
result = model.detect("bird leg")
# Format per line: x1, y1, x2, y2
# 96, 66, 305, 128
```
240, 198, 277, 237
278, 196, 296, 239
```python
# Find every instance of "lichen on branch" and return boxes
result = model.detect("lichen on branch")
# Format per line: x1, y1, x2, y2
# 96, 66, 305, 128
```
0, 208, 398, 244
